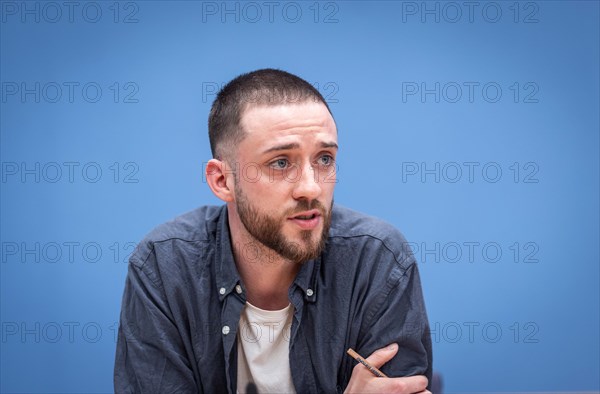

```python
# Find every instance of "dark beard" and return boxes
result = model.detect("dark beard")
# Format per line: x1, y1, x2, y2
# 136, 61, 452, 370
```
235, 186, 332, 264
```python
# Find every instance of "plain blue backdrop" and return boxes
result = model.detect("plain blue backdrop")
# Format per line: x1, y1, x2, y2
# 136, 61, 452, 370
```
1, 1, 599, 392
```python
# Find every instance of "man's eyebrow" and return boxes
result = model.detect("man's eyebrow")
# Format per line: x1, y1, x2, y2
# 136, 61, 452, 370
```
262, 141, 337, 154
262, 143, 300, 154
320, 142, 338, 150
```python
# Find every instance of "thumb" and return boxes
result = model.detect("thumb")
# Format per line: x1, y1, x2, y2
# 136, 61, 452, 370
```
364, 343, 399, 369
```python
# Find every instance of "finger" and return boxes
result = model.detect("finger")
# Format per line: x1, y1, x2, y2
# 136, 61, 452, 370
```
394, 376, 428, 393
372, 376, 428, 394
364, 343, 399, 369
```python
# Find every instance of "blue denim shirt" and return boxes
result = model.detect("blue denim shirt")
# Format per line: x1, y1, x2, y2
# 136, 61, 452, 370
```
114, 204, 432, 393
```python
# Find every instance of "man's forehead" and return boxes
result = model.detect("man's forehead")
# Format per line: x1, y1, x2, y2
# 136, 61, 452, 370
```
240, 102, 335, 132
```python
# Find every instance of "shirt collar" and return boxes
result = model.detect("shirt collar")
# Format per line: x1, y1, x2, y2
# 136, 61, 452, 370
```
293, 256, 320, 303
215, 204, 320, 303
215, 205, 241, 301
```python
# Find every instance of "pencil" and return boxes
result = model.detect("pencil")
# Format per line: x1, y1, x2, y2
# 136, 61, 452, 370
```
346, 348, 388, 378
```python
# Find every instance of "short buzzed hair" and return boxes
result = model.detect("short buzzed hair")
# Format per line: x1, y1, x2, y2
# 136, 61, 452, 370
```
208, 69, 332, 160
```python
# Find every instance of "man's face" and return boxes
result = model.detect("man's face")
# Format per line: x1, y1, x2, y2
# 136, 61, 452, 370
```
230, 102, 337, 263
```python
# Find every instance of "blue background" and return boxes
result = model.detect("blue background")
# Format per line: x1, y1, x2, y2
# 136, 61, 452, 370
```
1, 1, 598, 392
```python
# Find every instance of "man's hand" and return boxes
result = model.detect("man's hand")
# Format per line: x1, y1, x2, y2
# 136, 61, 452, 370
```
344, 344, 430, 394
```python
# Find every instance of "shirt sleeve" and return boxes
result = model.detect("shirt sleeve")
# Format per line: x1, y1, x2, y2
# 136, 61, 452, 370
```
355, 260, 433, 388
114, 247, 199, 393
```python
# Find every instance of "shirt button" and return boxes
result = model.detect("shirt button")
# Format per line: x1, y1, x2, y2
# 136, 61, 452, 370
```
222, 325, 230, 335
219, 287, 226, 295
235, 285, 243, 294
306, 288, 314, 297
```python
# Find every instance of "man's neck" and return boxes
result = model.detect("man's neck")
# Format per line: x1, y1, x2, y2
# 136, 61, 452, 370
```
228, 208, 300, 311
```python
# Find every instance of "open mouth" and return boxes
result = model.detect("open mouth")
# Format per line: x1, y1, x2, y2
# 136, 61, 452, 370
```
288, 210, 322, 229
290, 209, 321, 220
294, 213, 318, 220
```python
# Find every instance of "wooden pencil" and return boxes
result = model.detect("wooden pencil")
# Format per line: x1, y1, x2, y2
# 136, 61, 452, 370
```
346, 348, 388, 378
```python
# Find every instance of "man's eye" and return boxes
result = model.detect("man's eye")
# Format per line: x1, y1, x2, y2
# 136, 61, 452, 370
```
270, 159, 289, 169
318, 155, 334, 166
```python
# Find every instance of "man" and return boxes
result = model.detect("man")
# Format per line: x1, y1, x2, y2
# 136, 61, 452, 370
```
114, 69, 432, 393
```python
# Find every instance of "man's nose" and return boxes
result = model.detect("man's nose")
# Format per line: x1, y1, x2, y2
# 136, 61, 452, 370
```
290, 163, 321, 201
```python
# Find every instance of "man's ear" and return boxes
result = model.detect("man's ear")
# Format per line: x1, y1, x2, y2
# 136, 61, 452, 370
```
205, 159, 235, 202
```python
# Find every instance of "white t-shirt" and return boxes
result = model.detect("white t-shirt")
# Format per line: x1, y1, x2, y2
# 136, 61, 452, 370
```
236, 302, 296, 394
